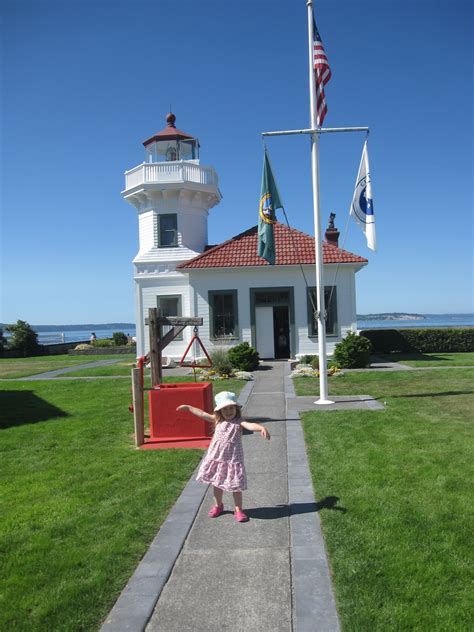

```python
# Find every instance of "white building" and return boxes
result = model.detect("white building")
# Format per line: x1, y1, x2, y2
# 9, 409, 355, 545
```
123, 114, 368, 361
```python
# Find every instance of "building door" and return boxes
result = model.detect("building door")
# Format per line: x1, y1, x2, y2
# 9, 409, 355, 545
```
273, 306, 290, 359
255, 306, 275, 358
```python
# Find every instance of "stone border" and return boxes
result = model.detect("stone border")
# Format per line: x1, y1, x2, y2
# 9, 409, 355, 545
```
284, 365, 341, 631
100, 379, 255, 631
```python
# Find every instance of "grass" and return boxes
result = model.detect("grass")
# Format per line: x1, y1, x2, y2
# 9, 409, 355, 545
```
0, 354, 136, 379
294, 369, 474, 631
0, 376, 246, 630
375, 351, 474, 367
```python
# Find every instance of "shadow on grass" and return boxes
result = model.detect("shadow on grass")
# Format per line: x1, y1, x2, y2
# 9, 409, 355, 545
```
378, 353, 458, 363
0, 391, 69, 429
245, 496, 347, 520
385, 390, 474, 399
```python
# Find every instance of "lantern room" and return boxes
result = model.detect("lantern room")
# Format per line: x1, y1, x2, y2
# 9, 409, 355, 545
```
143, 112, 200, 163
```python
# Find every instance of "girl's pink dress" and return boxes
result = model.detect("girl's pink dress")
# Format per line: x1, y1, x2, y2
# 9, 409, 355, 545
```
196, 417, 247, 492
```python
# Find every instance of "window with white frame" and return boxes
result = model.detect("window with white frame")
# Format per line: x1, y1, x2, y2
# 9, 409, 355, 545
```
157, 295, 183, 339
307, 286, 338, 336
155, 213, 178, 247
208, 290, 238, 339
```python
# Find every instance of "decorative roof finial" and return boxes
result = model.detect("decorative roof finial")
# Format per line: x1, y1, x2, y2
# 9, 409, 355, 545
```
166, 112, 176, 128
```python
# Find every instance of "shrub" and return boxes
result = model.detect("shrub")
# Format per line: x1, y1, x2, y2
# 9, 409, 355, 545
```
112, 331, 128, 346
0, 329, 6, 352
310, 356, 320, 370
5, 320, 39, 357
333, 332, 372, 368
209, 349, 234, 376
228, 342, 259, 371
300, 354, 317, 365
360, 328, 474, 353
75, 343, 93, 350
93, 339, 115, 348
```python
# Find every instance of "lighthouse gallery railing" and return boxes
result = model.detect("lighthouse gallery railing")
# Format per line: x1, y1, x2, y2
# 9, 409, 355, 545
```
125, 161, 218, 190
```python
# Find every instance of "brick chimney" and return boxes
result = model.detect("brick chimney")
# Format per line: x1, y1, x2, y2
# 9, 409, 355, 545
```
325, 213, 340, 247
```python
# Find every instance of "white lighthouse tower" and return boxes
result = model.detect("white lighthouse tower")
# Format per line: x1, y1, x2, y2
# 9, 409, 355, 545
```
122, 113, 222, 355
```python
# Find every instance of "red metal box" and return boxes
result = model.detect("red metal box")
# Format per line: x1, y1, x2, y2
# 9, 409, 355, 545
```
148, 382, 214, 443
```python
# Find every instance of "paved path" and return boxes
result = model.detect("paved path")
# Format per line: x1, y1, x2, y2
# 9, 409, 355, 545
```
102, 362, 340, 632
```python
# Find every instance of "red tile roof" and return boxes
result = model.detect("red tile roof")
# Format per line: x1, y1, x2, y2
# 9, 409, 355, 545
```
177, 223, 368, 269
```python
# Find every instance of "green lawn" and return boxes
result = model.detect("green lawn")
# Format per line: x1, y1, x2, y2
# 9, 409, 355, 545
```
0, 354, 136, 379
0, 377, 245, 630
294, 370, 473, 631
376, 351, 474, 367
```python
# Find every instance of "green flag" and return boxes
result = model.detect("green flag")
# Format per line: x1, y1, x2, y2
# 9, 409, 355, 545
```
258, 150, 283, 265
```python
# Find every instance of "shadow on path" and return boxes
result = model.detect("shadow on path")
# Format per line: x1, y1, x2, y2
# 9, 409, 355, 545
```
245, 496, 347, 520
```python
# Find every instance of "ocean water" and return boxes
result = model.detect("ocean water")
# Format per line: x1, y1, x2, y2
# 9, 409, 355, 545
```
357, 314, 474, 330
4, 314, 473, 345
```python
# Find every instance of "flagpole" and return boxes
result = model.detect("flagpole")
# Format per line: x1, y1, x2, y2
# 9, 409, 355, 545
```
307, 0, 333, 405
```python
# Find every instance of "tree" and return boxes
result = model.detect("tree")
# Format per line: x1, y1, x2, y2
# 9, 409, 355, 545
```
0, 328, 6, 352
5, 320, 39, 357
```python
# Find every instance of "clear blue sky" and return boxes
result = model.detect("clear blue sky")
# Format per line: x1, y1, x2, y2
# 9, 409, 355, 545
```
1, 0, 472, 324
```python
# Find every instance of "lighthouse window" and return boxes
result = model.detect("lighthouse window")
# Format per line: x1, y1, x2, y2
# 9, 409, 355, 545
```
157, 214, 178, 247
307, 287, 338, 337
209, 290, 238, 340
156, 295, 183, 340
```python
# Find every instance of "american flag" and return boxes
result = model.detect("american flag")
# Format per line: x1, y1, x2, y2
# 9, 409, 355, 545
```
313, 19, 331, 127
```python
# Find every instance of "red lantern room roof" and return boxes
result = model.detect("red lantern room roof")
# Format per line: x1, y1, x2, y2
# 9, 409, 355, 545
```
143, 112, 195, 147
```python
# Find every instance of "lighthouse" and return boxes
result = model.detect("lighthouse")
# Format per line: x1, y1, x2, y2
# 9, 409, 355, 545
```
122, 113, 222, 355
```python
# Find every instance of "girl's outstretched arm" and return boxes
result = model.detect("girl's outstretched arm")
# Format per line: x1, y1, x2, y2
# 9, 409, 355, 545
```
240, 421, 270, 440
176, 404, 215, 424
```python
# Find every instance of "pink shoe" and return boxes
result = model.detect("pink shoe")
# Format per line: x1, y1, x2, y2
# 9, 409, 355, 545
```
234, 509, 249, 523
208, 504, 224, 518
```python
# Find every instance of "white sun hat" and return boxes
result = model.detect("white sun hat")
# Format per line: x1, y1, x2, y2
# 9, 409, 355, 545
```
214, 391, 239, 412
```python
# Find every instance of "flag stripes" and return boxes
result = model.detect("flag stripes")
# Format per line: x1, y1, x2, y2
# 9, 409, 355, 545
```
313, 20, 331, 127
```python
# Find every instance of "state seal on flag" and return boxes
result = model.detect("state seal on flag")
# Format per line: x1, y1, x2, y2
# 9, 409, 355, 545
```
259, 192, 276, 224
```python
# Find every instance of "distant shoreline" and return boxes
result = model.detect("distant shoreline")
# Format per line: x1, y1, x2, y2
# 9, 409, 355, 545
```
357, 313, 425, 321
0, 323, 135, 332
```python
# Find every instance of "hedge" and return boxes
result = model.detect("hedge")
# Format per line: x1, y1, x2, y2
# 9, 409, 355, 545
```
360, 328, 474, 354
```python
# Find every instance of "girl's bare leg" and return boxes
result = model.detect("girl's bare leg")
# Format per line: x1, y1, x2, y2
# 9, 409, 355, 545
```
213, 486, 224, 507
232, 491, 243, 512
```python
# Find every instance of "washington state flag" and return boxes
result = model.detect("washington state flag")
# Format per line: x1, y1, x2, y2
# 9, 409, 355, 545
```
258, 150, 283, 265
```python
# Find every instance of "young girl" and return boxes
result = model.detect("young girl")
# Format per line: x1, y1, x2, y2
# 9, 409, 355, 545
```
176, 391, 270, 522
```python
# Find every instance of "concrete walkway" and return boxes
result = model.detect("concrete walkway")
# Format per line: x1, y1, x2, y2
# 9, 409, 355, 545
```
102, 361, 340, 632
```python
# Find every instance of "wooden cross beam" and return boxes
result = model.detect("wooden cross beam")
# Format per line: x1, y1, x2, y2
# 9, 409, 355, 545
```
146, 309, 204, 385
145, 316, 203, 326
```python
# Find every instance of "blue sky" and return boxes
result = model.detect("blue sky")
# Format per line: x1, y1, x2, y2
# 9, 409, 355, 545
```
1, 0, 472, 324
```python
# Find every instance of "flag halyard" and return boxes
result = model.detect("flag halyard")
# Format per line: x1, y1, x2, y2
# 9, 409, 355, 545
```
258, 150, 283, 265
350, 140, 376, 251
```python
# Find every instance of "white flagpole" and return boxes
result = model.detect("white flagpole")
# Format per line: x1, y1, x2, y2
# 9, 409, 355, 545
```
307, 0, 333, 405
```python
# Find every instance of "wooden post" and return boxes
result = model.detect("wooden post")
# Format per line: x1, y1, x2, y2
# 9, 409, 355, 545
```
131, 367, 144, 447
148, 308, 162, 386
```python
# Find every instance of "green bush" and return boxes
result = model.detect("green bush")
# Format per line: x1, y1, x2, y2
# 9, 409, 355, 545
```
300, 354, 317, 365
5, 320, 39, 357
0, 329, 6, 352
93, 339, 115, 348
228, 342, 260, 371
310, 356, 320, 370
333, 332, 372, 368
210, 349, 234, 376
112, 331, 128, 346
360, 328, 474, 353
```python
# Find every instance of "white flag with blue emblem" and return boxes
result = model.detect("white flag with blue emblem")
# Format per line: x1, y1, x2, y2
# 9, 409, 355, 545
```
350, 140, 376, 251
